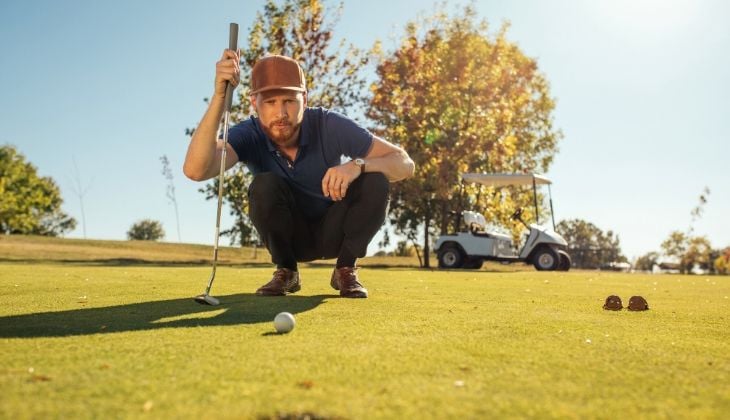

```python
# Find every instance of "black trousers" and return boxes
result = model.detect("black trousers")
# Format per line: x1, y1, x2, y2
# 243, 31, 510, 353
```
248, 172, 390, 268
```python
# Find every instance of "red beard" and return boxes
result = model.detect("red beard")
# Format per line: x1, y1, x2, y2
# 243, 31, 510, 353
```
262, 119, 301, 146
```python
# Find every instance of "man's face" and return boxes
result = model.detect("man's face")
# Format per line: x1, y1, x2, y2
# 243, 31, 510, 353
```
252, 90, 306, 147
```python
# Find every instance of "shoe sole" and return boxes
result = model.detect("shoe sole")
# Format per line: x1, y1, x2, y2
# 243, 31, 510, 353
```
331, 277, 367, 298
256, 284, 301, 296
340, 289, 368, 298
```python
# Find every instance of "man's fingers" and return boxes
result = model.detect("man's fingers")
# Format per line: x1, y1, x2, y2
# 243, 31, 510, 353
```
222, 48, 239, 60
322, 171, 331, 197
322, 166, 357, 201
328, 174, 339, 200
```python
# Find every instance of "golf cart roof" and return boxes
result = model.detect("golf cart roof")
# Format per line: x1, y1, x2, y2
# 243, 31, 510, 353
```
461, 173, 552, 187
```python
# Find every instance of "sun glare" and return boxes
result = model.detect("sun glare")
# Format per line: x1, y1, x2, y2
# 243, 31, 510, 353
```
594, 0, 698, 33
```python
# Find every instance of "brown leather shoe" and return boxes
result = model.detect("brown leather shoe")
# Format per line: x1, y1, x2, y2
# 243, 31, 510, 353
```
256, 268, 301, 296
330, 267, 368, 298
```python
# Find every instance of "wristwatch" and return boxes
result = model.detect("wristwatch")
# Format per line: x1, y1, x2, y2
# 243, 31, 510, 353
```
354, 158, 366, 173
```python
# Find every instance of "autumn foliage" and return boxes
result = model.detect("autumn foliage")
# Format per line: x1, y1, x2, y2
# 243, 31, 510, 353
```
368, 7, 562, 266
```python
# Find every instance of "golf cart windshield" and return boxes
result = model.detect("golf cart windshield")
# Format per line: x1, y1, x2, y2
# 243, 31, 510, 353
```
461, 173, 556, 229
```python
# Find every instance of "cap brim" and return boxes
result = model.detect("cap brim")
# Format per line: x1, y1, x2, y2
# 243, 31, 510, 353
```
250, 85, 307, 95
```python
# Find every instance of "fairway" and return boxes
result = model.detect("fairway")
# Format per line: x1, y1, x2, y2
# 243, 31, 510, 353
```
1, 262, 728, 419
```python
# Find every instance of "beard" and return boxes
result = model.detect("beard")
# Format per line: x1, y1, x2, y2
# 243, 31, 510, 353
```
261, 118, 302, 147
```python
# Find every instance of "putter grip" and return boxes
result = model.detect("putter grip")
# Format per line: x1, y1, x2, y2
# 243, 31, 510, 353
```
224, 22, 239, 112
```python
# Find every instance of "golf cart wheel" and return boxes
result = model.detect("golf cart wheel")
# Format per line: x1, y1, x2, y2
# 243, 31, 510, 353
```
438, 245, 464, 269
557, 250, 571, 271
533, 246, 559, 271
463, 258, 484, 270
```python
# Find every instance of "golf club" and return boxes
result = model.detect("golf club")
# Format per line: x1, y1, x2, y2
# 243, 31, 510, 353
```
194, 22, 239, 306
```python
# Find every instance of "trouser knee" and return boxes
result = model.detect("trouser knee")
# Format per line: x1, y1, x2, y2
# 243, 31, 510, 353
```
353, 172, 389, 203
249, 173, 292, 215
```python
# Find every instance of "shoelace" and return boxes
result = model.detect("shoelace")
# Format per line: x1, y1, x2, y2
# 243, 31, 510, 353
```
270, 269, 291, 286
339, 268, 360, 288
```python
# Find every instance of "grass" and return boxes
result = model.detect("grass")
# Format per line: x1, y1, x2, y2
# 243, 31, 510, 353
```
0, 234, 425, 268
1, 237, 729, 418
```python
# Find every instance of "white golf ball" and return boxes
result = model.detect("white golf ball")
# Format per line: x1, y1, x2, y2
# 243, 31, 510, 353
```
274, 312, 295, 333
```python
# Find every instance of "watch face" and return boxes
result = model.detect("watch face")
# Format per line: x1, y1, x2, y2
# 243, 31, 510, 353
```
355, 158, 365, 166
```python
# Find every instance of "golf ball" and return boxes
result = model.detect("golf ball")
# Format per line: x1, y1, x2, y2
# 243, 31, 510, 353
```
274, 312, 295, 333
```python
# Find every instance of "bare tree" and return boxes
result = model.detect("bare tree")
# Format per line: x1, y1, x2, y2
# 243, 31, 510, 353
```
160, 155, 181, 242
69, 156, 91, 239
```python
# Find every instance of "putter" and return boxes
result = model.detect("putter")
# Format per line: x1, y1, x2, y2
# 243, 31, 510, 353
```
194, 22, 239, 306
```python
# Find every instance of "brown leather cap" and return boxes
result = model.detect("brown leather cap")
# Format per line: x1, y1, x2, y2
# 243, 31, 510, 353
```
627, 295, 649, 311
250, 55, 306, 95
603, 295, 623, 311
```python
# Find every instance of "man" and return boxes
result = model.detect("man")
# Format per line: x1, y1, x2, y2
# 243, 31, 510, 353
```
184, 49, 414, 298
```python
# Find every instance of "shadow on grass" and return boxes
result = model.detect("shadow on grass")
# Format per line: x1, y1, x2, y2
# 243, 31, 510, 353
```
0, 293, 332, 338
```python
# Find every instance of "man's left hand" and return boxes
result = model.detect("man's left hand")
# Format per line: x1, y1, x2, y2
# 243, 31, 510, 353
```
322, 161, 362, 201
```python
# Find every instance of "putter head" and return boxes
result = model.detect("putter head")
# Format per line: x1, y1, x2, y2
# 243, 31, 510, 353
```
194, 294, 220, 306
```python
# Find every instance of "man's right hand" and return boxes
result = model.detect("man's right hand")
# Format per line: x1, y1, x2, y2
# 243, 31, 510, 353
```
214, 49, 240, 100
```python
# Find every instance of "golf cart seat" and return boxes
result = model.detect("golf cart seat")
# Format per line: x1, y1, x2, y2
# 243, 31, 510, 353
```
462, 211, 488, 234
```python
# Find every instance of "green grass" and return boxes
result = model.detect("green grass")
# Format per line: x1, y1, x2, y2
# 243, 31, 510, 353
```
1, 241, 729, 418
0, 234, 425, 268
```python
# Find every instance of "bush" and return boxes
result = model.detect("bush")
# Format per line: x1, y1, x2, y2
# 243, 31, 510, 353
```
127, 219, 165, 241
0, 145, 76, 236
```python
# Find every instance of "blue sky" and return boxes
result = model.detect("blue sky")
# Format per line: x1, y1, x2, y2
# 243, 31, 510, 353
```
1, 0, 728, 259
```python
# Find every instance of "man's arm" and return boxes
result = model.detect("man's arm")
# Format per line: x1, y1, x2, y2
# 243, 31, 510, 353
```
183, 49, 241, 181
322, 136, 415, 201
360, 136, 415, 182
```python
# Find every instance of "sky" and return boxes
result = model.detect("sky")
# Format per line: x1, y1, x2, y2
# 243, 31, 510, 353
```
1, 0, 728, 260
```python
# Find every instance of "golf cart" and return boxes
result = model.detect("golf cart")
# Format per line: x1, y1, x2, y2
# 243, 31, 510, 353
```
434, 173, 571, 271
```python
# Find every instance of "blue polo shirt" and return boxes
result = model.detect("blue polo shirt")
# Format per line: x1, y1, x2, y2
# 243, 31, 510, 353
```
227, 107, 373, 221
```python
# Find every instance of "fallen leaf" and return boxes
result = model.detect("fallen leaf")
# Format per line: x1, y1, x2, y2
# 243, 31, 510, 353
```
29, 374, 52, 382
454, 380, 465, 387
297, 380, 314, 389
143, 401, 154, 412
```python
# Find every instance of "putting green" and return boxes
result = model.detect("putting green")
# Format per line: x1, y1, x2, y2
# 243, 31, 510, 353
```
1, 263, 728, 418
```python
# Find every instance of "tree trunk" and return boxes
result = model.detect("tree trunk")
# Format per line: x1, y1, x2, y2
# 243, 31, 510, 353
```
423, 200, 431, 268
439, 199, 449, 234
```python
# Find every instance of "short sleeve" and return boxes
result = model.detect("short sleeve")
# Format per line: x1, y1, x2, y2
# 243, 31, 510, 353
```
323, 110, 373, 158
226, 118, 260, 164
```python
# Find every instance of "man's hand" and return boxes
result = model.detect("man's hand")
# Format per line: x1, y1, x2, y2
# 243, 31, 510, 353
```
322, 161, 362, 201
214, 49, 240, 100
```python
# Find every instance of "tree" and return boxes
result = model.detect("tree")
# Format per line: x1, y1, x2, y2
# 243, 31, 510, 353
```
188, 0, 369, 246
69, 155, 91, 239
684, 236, 712, 273
394, 240, 416, 257
714, 247, 730, 275
0, 145, 76, 236
659, 188, 713, 274
127, 219, 165, 241
660, 230, 687, 269
160, 155, 181, 242
634, 251, 659, 272
556, 219, 626, 269
368, 6, 562, 267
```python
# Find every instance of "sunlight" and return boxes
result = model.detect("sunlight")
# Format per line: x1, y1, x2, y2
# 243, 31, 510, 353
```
593, 0, 699, 33
151, 309, 227, 324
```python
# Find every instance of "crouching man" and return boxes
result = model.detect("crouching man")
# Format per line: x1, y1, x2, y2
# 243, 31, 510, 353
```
184, 51, 414, 298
